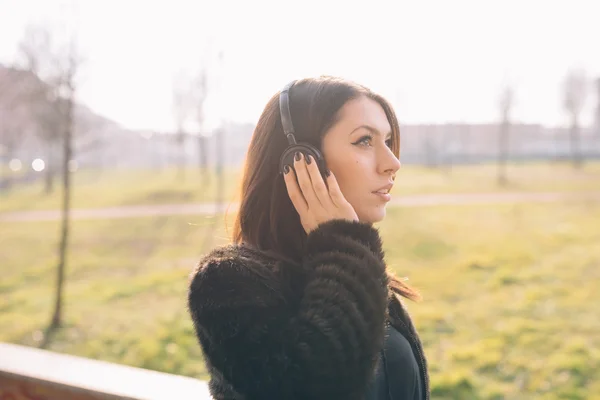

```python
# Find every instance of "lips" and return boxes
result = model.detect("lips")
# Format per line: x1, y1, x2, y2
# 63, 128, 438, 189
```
372, 184, 393, 194
374, 188, 390, 194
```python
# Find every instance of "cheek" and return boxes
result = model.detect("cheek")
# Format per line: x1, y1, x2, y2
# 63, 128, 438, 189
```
329, 157, 366, 194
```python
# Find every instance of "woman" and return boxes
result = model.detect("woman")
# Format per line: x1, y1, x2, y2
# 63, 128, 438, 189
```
187, 76, 430, 399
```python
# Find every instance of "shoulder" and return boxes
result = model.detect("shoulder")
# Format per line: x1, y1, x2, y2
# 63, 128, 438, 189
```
187, 243, 285, 314
190, 243, 281, 283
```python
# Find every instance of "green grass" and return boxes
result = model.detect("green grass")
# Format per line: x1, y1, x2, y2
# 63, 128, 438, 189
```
1, 195, 599, 398
0, 167, 243, 212
1, 161, 599, 212
0, 213, 229, 377
380, 201, 600, 399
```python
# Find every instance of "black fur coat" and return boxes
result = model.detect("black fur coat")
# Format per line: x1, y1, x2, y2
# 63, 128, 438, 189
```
187, 219, 429, 399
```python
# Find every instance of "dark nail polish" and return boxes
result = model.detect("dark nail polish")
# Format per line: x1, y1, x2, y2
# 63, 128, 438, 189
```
326, 168, 331, 177
284, 165, 290, 174
306, 155, 312, 164
295, 152, 301, 161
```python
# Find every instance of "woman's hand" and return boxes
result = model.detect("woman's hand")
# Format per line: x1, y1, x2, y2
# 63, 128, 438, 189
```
283, 152, 359, 234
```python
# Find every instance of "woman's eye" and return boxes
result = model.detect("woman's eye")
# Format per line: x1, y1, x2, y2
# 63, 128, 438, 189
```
354, 135, 373, 146
353, 134, 392, 148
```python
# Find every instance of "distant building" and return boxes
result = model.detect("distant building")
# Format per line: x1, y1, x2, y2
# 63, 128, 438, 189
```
2, 64, 600, 172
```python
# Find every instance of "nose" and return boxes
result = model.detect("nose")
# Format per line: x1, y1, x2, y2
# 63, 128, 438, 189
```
378, 146, 401, 176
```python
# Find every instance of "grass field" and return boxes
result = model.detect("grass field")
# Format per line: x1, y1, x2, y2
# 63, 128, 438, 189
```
1, 182, 599, 399
1, 161, 600, 213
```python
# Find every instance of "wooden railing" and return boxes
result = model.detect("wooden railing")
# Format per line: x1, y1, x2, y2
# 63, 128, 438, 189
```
0, 343, 212, 399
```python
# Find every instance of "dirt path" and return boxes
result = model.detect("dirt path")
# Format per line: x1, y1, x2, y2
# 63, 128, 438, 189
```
1, 191, 599, 222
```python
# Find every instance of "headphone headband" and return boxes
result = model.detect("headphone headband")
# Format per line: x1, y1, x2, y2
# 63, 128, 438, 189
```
279, 80, 297, 145
277, 79, 327, 178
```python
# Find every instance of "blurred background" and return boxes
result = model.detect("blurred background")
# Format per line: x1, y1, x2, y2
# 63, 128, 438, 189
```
1, 0, 599, 399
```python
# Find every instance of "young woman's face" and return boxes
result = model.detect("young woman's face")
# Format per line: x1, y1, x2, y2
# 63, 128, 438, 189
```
322, 96, 401, 223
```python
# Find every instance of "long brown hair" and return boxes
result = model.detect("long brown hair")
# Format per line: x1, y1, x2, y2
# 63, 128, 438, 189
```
231, 76, 420, 301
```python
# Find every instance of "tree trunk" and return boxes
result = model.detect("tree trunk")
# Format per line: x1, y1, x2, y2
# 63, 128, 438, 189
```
0, 152, 13, 193
423, 137, 433, 168
570, 114, 582, 168
50, 97, 73, 330
198, 135, 209, 186
177, 134, 186, 182
215, 128, 225, 204
497, 121, 509, 186
202, 128, 225, 252
44, 147, 54, 194
178, 154, 186, 181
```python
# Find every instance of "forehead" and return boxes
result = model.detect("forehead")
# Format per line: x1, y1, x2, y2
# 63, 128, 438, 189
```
334, 96, 391, 133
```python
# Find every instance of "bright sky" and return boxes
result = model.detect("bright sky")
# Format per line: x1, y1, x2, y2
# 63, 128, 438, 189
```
1, 0, 599, 132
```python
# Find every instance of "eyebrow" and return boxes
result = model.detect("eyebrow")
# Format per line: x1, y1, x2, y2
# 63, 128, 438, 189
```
349, 125, 392, 137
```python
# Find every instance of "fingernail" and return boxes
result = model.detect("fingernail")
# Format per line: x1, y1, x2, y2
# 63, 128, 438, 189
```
295, 152, 301, 161
326, 168, 331, 177
306, 155, 312, 164
284, 165, 290, 174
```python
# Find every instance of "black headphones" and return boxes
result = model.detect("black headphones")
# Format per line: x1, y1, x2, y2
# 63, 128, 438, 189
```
278, 80, 329, 179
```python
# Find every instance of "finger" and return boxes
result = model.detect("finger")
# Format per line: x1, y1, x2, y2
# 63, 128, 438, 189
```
305, 154, 332, 208
325, 169, 345, 208
283, 165, 308, 215
294, 152, 320, 209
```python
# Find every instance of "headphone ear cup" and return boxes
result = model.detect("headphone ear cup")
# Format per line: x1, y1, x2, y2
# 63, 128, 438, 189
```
279, 143, 327, 179
280, 146, 299, 174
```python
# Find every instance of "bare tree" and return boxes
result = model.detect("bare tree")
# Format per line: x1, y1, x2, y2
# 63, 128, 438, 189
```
171, 71, 194, 181
562, 68, 588, 168
497, 83, 515, 185
17, 25, 65, 194
50, 35, 82, 330
213, 51, 226, 202
192, 68, 209, 186
201, 51, 225, 252
15, 22, 85, 332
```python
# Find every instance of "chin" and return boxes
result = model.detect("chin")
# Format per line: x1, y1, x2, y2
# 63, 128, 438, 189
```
357, 208, 386, 224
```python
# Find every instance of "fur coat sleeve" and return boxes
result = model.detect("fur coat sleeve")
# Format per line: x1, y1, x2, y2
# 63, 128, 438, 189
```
187, 219, 390, 400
